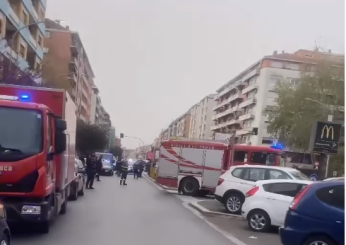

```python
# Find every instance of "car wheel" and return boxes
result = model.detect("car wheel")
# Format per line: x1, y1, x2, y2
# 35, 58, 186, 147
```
180, 177, 199, 196
0, 232, 9, 245
247, 209, 271, 232
302, 235, 337, 245
69, 183, 78, 201
224, 192, 243, 214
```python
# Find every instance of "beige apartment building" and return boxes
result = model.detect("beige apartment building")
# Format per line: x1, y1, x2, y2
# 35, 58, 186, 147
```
167, 111, 191, 139
212, 49, 344, 146
42, 19, 94, 123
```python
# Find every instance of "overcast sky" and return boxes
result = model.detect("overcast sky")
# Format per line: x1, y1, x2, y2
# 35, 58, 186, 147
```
47, 0, 344, 149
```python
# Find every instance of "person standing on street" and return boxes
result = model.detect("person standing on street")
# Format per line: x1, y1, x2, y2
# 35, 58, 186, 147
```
133, 161, 139, 179
96, 155, 103, 181
85, 154, 96, 189
120, 160, 129, 185
138, 160, 145, 178
115, 159, 122, 177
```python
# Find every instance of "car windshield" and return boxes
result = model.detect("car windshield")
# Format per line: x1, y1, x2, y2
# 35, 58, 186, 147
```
289, 170, 310, 180
0, 107, 43, 156
95, 153, 113, 162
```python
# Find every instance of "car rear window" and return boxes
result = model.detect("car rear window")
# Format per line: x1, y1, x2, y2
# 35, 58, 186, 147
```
316, 185, 344, 210
289, 170, 310, 180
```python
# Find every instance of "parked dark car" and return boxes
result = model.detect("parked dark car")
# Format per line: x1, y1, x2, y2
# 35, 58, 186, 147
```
0, 204, 11, 244
101, 161, 114, 176
280, 180, 344, 245
69, 159, 85, 200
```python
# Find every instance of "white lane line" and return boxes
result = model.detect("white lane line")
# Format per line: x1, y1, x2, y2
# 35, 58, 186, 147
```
143, 175, 247, 245
182, 202, 248, 245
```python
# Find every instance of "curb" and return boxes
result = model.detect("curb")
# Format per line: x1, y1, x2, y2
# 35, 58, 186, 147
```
188, 202, 243, 219
143, 174, 179, 191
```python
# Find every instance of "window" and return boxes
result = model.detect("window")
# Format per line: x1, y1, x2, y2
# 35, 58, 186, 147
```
231, 168, 243, 178
45, 31, 51, 38
243, 168, 266, 181
46, 116, 52, 149
19, 44, 25, 57
316, 186, 344, 209
250, 152, 276, 165
268, 169, 291, 179
234, 151, 248, 162
263, 183, 306, 197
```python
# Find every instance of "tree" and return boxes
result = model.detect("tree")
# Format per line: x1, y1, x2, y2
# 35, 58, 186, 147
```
109, 146, 123, 160
76, 119, 108, 155
263, 57, 344, 174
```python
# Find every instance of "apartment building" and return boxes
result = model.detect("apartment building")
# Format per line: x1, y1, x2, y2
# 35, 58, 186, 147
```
90, 85, 103, 124
189, 94, 217, 139
0, 0, 47, 71
212, 49, 344, 146
42, 19, 94, 123
108, 126, 116, 148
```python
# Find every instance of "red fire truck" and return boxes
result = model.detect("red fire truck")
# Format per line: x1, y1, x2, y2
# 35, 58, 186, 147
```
157, 138, 282, 196
0, 85, 77, 233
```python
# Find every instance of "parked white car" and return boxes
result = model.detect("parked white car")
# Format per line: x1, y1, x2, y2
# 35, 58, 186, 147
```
214, 165, 310, 214
241, 179, 312, 232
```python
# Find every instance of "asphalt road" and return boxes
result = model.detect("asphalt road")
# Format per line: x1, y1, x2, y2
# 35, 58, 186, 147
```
11, 175, 238, 245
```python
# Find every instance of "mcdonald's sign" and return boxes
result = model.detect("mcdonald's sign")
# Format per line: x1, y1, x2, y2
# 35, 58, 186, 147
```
321, 125, 334, 140
309, 122, 342, 154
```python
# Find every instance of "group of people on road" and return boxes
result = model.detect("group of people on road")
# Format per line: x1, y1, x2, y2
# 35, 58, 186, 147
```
114, 159, 146, 185
79, 154, 103, 189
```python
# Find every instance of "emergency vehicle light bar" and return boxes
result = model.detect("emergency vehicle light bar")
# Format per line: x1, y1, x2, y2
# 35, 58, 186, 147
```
0, 94, 31, 102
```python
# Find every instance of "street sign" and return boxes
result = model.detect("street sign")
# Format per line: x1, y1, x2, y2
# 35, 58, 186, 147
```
309, 121, 342, 154
309, 174, 318, 181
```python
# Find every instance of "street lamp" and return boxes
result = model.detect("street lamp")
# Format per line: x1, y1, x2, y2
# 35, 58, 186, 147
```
8, 20, 47, 72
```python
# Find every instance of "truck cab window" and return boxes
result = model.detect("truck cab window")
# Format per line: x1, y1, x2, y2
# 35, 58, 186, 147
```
250, 152, 275, 165
234, 151, 248, 163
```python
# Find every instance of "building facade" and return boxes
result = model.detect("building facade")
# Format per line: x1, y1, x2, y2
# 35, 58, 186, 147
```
189, 94, 217, 139
90, 86, 103, 124
42, 19, 94, 123
212, 49, 344, 146
0, 0, 47, 71
108, 126, 116, 148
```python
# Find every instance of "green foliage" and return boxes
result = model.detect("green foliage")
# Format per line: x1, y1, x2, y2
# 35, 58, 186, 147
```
76, 119, 108, 155
263, 59, 344, 150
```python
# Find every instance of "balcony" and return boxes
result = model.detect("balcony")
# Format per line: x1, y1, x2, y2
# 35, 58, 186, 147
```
70, 38, 79, 57
69, 58, 77, 72
68, 73, 77, 87
242, 84, 258, 94
239, 113, 255, 121
236, 128, 253, 136
0, 45, 28, 70
8, 7, 20, 28
213, 92, 243, 111
214, 81, 241, 101
242, 68, 260, 82
210, 119, 240, 131
239, 98, 257, 108
212, 106, 241, 120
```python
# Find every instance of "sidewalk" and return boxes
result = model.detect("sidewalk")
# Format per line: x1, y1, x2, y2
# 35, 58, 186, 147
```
189, 200, 242, 219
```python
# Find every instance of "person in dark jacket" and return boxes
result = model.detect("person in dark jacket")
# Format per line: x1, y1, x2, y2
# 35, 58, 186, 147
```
95, 156, 103, 181
85, 154, 96, 189
133, 161, 139, 179
115, 160, 122, 177
120, 160, 129, 185
138, 160, 145, 178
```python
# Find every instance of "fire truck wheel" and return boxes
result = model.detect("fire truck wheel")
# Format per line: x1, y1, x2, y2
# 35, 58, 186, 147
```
181, 177, 200, 196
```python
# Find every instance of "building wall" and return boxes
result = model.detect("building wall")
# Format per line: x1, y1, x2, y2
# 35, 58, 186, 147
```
0, 0, 46, 70
189, 104, 201, 138
198, 95, 217, 139
43, 20, 95, 123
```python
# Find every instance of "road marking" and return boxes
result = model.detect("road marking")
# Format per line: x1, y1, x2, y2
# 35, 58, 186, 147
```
182, 202, 248, 245
143, 175, 248, 245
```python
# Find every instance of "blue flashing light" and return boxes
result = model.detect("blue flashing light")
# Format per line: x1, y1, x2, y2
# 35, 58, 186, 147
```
19, 94, 30, 102
271, 143, 284, 150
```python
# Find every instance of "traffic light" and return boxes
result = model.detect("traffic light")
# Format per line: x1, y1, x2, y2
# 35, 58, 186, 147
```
120, 133, 124, 138
252, 127, 258, 135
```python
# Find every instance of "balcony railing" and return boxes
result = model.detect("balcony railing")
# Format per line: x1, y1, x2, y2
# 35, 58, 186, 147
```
9, 8, 20, 28
212, 106, 241, 120
210, 119, 240, 131
239, 98, 257, 108
236, 128, 253, 136
239, 113, 255, 121
213, 92, 243, 111
242, 84, 258, 94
